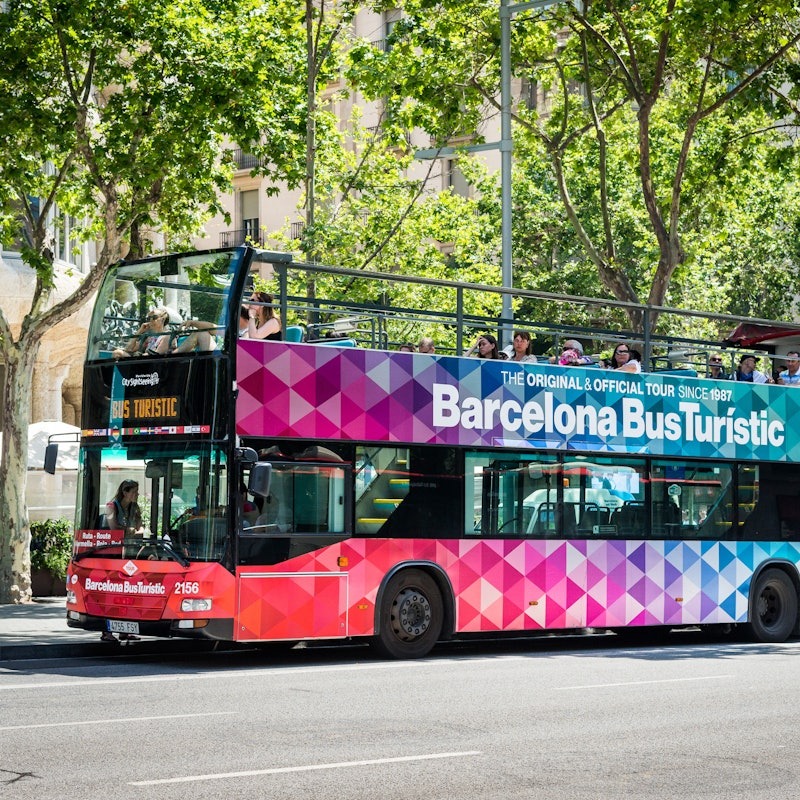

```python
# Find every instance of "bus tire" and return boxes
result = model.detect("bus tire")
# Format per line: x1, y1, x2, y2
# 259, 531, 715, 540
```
373, 569, 443, 659
749, 568, 798, 643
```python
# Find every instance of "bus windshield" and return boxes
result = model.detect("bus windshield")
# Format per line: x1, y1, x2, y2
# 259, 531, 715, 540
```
87, 249, 243, 361
74, 443, 229, 563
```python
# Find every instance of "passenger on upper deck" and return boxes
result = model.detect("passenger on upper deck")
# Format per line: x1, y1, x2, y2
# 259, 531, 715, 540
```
508, 330, 536, 363
398, 343, 416, 352
171, 318, 220, 353
418, 337, 435, 354
246, 292, 282, 340
706, 354, 732, 380
113, 306, 179, 358
563, 339, 594, 366
548, 339, 593, 366
734, 353, 773, 384
777, 351, 800, 386
610, 343, 642, 374
465, 334, 507, 359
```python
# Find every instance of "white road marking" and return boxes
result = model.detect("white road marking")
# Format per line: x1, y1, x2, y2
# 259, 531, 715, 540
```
130, 751, 483, 786
0, 710, 234, 732
555, 674, 734, 690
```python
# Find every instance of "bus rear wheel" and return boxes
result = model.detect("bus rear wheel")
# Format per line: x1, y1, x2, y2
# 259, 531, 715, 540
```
749, 568, 798, 643
374, 569, 443, 659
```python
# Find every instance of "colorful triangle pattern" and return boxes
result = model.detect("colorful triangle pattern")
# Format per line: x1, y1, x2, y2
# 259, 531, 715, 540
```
234, 538, 798, 640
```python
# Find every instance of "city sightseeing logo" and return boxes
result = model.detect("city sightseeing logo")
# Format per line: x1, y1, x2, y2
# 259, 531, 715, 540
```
122, 372, 160, 388
123, 560, 138, 576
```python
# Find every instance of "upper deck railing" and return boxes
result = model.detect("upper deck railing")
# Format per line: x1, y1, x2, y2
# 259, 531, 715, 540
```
262, 255, 800, 377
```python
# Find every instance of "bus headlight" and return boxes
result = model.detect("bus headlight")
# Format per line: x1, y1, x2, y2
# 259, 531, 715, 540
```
181, 598, 213, 612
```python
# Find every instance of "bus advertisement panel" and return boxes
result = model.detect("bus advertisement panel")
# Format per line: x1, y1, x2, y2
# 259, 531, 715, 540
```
236, 341, 795, 462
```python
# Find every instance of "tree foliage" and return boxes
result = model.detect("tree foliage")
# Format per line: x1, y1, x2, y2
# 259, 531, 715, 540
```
0, 0, 307, 603
346, 0, 800, 332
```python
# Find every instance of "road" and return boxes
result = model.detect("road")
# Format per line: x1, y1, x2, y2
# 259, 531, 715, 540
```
2, 633, 800, 799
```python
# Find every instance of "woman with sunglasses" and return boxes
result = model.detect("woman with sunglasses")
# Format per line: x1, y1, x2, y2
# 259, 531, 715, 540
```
113, 306, 177, 357
706, 354, 731, 380
246, 291, 282, 340
610, 343, 642, 373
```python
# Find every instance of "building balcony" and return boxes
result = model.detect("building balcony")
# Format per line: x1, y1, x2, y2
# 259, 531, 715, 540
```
230, 148, 266, 171
219, 228, 264, 248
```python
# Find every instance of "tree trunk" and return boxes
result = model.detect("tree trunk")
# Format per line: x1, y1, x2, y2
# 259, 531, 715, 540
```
0, 343, 39, 603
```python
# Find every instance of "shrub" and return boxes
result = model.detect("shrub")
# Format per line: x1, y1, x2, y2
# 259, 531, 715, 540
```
30, 518, 73, 579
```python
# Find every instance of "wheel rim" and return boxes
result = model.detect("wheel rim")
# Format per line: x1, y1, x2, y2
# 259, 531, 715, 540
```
757, 583, 784, 630
390, 587, 432, 641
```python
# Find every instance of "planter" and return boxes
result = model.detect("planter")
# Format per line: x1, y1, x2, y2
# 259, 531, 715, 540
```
31, 568, 67, 597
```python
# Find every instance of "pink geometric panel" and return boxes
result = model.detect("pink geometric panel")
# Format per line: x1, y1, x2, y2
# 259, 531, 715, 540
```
235, 536, 792, 641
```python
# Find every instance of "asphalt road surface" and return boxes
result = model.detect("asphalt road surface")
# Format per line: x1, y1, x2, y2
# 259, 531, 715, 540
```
2, 632, 800, 800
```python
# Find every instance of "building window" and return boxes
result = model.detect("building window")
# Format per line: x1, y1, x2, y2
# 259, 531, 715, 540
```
241, 190, 259, 243
445, 159, 470, 199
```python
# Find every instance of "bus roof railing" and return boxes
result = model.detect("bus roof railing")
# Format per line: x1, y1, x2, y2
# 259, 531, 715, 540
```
256, 254, 800, 367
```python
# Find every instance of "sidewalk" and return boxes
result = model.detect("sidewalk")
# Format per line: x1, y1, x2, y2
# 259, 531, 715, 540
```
0, 597, 224, 661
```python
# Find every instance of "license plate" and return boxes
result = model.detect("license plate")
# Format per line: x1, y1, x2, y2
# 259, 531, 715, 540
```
107, 620, 139, 634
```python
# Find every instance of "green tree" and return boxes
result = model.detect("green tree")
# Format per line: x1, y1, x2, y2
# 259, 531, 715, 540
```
0, 0, 301, 603
348, 1, 800, 330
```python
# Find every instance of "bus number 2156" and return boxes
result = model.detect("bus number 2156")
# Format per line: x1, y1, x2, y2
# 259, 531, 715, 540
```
174, 581, 200, 595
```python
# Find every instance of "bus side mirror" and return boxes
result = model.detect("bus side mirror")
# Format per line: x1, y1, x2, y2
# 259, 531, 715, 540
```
44, 444, 59, 475
248, 463, 272, 497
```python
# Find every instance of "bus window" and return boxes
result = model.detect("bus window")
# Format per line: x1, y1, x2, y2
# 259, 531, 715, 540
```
239, 460, 349, 566
354, 446, 410, 535
88, 250, 238, 360
651, 460, 733, 539
525, 457, 644, 538
466, 452, 558, 537
75, 444, 228, 562
738, 463, 800, 541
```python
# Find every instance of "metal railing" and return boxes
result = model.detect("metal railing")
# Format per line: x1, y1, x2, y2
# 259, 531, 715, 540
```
230, 148, 265, 171
220, 229, 264, 248
262, 255, 800, 376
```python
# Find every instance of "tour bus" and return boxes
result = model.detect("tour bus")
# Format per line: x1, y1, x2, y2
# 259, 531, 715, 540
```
51, 245, 800, 658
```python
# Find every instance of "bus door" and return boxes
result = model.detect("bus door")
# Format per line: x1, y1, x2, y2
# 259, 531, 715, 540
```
236, 457, 351, 641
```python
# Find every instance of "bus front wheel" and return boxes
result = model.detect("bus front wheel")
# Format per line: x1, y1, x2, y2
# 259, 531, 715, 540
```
749, 568, 798, 643
374, 569, 443, 659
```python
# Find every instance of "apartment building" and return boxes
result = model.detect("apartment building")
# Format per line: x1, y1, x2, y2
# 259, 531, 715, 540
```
193, 7, 508, 255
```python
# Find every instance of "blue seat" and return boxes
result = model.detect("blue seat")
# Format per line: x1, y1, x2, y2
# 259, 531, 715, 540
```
284, 325, 305, 343
316, 338, 356, 347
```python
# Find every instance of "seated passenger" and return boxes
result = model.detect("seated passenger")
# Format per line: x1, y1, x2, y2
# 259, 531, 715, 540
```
245, 291, 282, 340
465, 334, 507, 359
706, 354, 732, 380
508, 330, 536, 363
398, 343, 416, 352
550, 339, 594, 366
418, 337, 436, 354
610, 344, 642, 373
777, 351, 800, 386
113, 306, 179, 357
734, 353, 773, 384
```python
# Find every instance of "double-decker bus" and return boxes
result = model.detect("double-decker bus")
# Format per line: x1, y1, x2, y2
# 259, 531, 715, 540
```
52, 246, 800, 658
